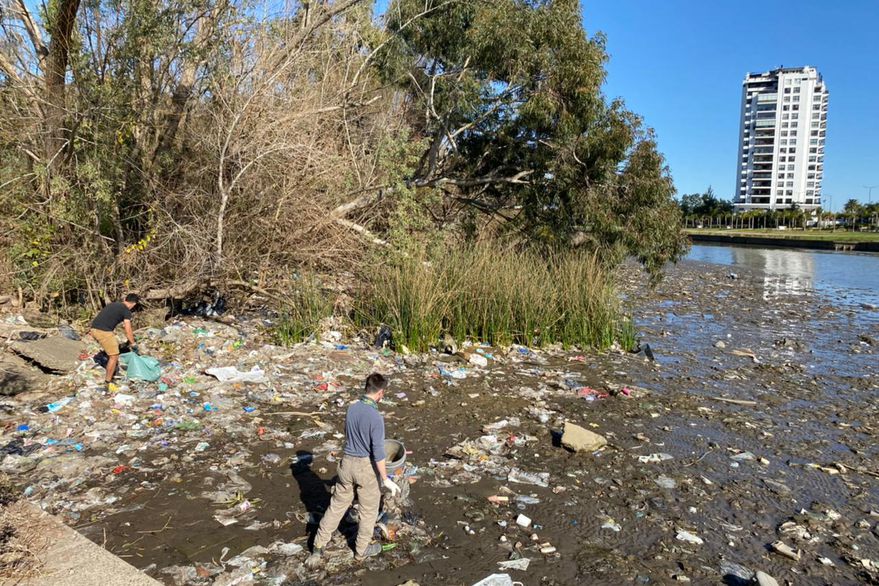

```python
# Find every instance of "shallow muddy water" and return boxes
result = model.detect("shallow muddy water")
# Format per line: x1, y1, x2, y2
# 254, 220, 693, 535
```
687, 243, 879, 311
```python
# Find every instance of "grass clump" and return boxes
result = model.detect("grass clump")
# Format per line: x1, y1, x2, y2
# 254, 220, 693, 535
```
272, 275, 334, 346
357, 244, 633, 352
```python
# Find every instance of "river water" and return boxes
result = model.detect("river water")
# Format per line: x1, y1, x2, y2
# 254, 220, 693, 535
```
686, 243, 879, 312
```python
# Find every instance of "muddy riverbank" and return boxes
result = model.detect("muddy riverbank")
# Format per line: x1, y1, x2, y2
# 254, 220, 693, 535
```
1, 256, 877, 585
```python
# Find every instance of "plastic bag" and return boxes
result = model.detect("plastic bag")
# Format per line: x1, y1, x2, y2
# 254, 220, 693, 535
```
205, 366, 266, 383
120, 352, 162, 382
472, 575, 522, 586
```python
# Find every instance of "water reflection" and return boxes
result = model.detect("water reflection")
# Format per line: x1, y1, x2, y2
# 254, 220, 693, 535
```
686, 244, 879, 310
730, 248, 815, 299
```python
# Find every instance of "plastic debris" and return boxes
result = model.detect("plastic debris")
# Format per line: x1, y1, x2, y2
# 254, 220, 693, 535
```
498, 558, 531, 571
654, 475, 677, 489
472, 573, 517, 586
119, 352, 162, 382
769, 540, 801, 561
601, 517, 621, 532
437, 366, 468, 380
205, 366, 266, 383
508, 468, 549, 488
675, 530, 704, 545
40, 397, 74, 413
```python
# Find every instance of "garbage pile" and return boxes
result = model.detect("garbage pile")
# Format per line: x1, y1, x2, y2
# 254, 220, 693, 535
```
0, 308, 646, 584
1, 249, 878, 586
0, 312, 437, 583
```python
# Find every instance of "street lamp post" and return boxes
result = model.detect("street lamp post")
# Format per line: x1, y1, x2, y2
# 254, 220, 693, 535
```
865, 185, 878, 204
823, 194, 834, 231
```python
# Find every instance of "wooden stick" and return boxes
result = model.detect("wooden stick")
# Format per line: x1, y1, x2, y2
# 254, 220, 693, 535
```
708, 396, 757, 407
269, 411, 323, 417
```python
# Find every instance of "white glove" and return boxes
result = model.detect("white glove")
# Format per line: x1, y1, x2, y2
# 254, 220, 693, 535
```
383, 477, 400, 497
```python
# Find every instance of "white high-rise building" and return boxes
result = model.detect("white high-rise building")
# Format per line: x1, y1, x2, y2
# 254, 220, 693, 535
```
735, 66, 828, 211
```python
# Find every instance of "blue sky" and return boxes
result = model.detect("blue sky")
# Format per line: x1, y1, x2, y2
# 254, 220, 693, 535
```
581, 0, 879, 210
376, 1, 878, 210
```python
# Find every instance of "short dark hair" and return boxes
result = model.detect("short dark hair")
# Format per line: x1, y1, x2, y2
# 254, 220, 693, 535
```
125, 293, 141, 305
364, 373, 388, 394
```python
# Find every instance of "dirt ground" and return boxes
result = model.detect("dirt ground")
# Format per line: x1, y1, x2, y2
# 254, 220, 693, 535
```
1, 258, 878, 586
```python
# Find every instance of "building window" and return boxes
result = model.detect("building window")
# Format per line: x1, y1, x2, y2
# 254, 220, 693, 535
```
794, 87, 801, 93
784, 88, 791, 93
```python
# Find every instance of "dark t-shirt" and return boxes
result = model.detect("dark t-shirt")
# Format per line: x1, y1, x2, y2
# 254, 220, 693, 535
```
92, 302, 132, 332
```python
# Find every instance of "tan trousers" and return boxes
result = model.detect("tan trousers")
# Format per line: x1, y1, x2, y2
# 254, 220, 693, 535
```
90, 329, 120, 356
313, 455, 381, 556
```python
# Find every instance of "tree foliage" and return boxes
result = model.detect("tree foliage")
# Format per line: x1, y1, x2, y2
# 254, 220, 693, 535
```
380, 0, 687, 272
1, 0, 688, 306
678, 187, 734, 218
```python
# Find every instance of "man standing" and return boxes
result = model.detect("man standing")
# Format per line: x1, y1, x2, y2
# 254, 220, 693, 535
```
306, 373, 400, 566
90, 293, 139, 388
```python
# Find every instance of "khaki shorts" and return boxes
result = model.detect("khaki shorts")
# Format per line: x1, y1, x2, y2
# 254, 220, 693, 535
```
90, 329, 120, 356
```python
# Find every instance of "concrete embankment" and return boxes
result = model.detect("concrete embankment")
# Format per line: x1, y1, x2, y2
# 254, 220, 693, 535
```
688, 232, 879, 252
10, 501, 160, 586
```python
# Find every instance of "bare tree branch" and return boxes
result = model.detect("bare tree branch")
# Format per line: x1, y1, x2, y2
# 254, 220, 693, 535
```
13, 0, 47, 61
415, 170, 533, 188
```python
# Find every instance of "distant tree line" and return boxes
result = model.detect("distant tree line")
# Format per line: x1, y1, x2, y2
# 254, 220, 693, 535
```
678, 188, 879, 231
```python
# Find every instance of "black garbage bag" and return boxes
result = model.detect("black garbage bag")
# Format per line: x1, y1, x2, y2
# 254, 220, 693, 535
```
180, 291, 227, 317
93, 351, 109, 368
374, 325, 394, 350
18, 331, 44, 341
630, 342, 655, 362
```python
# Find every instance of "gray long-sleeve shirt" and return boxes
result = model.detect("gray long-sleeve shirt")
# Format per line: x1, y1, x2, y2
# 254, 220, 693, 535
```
343, 399, 386, 462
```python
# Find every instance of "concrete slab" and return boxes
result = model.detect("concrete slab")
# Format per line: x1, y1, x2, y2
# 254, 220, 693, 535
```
0, 355, 45, 396
8, 501, 160, 586
10, 337, 85, 373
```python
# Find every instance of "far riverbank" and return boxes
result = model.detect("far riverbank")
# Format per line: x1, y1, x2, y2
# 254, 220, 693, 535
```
686, 228, 879, 252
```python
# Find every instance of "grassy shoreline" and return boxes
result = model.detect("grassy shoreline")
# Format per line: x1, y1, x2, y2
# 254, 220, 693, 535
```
685, 228, 879, 243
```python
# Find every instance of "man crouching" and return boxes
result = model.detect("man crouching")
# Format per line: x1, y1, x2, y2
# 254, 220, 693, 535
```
306, 373, 400, 566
